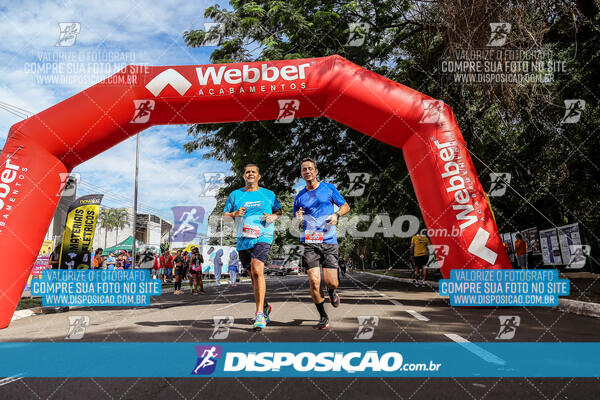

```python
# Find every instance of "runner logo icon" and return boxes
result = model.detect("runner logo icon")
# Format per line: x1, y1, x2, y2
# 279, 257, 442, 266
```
488, 172, 511, 197
419, 100, 444, 124
130, 100, 155, 124
347, 173, 370, 197
275, 100, 299, 123
171, 206, 205, 242
566, 245, 591, 269
56, 22, 81, 47
201, 172, 226, 197
427, 245, 450, 269
496, 316, 520, 340
346, 22, 371, 47
487, 23, 511, 47
561, 99, 586, 124
210, 316, 234, 340
65, 315, 90, 340
56, 173, 79, 197
202, 23, 225, 46
354, 316, 379, 340
191, 345, 222, 375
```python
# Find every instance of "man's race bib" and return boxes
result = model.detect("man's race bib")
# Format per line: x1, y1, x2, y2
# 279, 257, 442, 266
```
305, 230, 324, 244
242, 224, 260, 238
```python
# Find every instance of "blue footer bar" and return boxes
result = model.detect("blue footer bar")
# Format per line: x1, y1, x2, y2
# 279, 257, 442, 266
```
1, 342, 599, 377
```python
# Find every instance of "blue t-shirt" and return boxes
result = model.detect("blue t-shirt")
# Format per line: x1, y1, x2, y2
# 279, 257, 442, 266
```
214, 248, 223, 267
293, 182, 346, 244
229, 250, 239, 270
224, 187, 282, 250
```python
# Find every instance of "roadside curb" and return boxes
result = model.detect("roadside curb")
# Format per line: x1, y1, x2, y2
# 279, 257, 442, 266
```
357, 271, 600, 319
161, 279, 251, 294
12, 279, 253, 322
357, 271, 440, 288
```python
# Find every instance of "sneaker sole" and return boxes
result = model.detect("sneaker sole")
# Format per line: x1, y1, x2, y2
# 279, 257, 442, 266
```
314, 324, 328, 330
329, 293, 340, 308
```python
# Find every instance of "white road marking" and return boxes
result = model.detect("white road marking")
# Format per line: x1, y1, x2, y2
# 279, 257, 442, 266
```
406, 310, 430, 321
10, 309, 34, 321
444, 333, 506, 365
351, 274, 417, 314
216, 300, 248, 310
0, 375, 23, 387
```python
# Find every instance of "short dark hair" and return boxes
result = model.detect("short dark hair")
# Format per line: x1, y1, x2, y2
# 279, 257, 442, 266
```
516, 233, 523, 239
301, 158, 317, 169
243, 163, 260, 174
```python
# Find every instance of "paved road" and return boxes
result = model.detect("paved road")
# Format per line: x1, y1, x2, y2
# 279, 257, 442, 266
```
1, 271, 599, 399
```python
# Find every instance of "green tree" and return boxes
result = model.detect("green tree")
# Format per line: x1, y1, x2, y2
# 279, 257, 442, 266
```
112, 208, 130, 246
184, 0, 600, 271
98, 207, 113, 248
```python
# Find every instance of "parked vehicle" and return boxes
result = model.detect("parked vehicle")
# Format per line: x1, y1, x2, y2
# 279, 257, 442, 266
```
286, 264, 300, 275
266, 259, 287, 275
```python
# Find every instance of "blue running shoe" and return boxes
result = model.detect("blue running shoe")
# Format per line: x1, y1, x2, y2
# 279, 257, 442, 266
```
263, 303, 272, 324
253, 312, 267, 330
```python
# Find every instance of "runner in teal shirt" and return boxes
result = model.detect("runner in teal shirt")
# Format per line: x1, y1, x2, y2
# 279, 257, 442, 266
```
222, 164, 281, 331
223, 187, 281, 250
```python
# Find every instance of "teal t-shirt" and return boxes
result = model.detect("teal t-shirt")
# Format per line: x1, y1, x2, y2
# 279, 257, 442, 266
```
223, 187, 282, 251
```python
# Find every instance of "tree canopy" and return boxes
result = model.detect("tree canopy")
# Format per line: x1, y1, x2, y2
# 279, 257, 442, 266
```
183, 0, 600, 270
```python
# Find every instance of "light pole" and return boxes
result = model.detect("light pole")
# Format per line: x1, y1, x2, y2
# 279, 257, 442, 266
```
132, 133, 140, 268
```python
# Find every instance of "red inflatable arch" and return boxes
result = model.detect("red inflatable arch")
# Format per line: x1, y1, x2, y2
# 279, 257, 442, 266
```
0, 55, 511, 327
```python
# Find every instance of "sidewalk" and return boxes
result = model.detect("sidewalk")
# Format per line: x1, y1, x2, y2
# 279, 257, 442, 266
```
15, 278, 252, 317
359, 268, 600, 318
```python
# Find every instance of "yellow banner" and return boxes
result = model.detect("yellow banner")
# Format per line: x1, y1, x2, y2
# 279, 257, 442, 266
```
40, 240, 53, 256
59, 194, 103, 269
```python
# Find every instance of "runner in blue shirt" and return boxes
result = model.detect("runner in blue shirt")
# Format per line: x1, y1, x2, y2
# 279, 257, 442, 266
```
293, 158, 350, 330
223, 164, 282, 330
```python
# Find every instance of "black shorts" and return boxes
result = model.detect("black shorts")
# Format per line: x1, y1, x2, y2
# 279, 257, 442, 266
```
239, 242, 272, 268
174, 266, 186, 277
189, 268, 202, 275
414, 255, 429, 268
302, 243, 339, 270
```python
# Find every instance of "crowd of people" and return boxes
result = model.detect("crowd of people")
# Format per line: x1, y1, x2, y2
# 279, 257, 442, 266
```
91, 249, 133, 270
149, 247, 209, 295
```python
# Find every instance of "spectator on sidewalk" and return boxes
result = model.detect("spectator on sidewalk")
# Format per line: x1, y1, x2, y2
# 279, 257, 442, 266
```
152, 255, 161, 280
49, 244, 61, 269
229, 249, 239, 286
214, 248, 224, 285
160, 251, 173, 283
515, 234, 528, 269
93, 248, 103, 269
106, 253, 116, 270
123, 251, 132, 269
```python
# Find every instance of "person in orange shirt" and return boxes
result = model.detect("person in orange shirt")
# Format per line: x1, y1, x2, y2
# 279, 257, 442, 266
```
514, 233, 528, 269
93, 248, 103, 269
